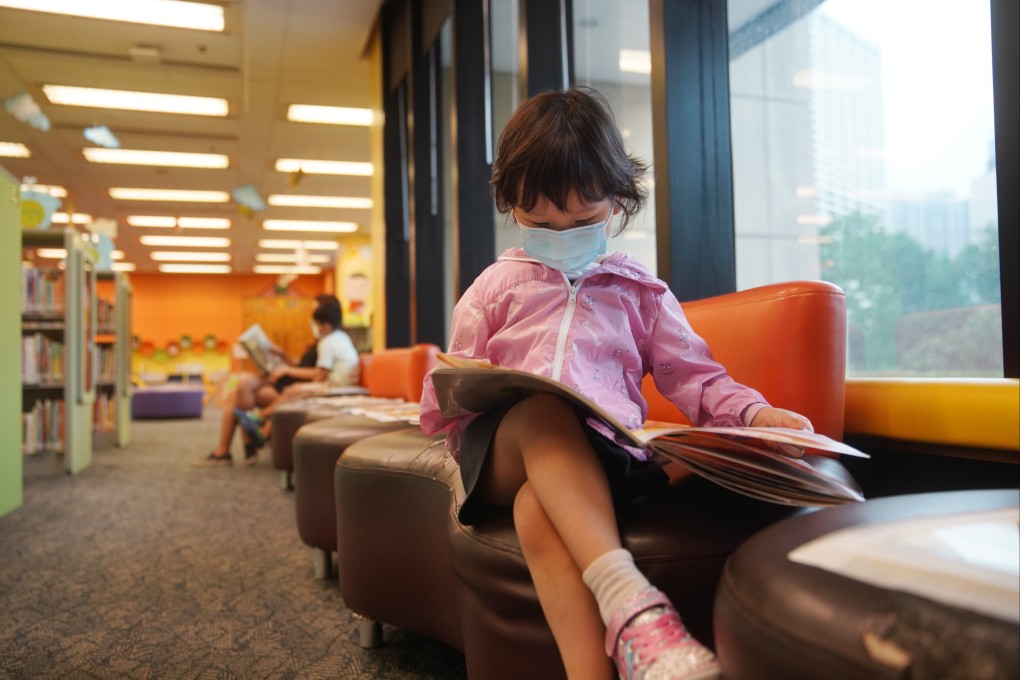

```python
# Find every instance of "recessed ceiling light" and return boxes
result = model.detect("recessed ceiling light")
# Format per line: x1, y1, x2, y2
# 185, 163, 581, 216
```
0, 0, 225, 31
51, 212, 92, 224
139, 235, 230, 247
258, 239, 339, 251
83, 148, 229, 169
262, 219, 357, 233
112, 262, 137, 272
255, 253, 330, 264
253, 265, 323, 275
0, 142, 30, 158
158, 264, 232, 274
20, 184, 66, 197
286, 104, 372, 126
43, 85, 228, 117
111, 251, 124, 260
35, 248, 67, 259
267, 194, 372, 209
150, 251, 231, 262
274, 158, 373, 176
110, 188, 230, 203
127, 216, 231, 229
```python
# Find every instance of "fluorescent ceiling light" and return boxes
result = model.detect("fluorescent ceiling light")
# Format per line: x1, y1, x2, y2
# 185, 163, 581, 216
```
0, 142, 30, 158
267, 194, 372, 209
83, 148, 229, 169
21, 184, 65, 197
254, 264, 323, 275
127, 215, 230, 229
158, 264, 231, 274
263, 219, 357, 233
139, 235, 230, 247
36, 248, 67, 259
256, 253, 330, 264
618, 49, 651, 75
150, 251, 231, 262
110, 188, 230, 203
275, 158, 373, 176
43, 85, 228, 117
51, 212, 92, 224
286, 104, 372, 126
0, 0, 225, 31
111, 251, 124, 260
112, 262, 136, 272
258, 239, 339, 251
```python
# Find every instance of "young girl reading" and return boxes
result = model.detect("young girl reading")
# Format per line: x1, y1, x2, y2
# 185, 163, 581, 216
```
418, 86, 812, 680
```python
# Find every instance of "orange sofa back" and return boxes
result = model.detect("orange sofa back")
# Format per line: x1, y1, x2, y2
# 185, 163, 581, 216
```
642, 281, 847, 440
361, 344, 441, 402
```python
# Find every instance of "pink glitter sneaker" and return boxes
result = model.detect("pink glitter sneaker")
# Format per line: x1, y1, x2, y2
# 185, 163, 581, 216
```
605, 589, 720, 680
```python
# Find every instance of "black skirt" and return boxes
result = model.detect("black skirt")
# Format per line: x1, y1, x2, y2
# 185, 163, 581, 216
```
456, 404, 669, 525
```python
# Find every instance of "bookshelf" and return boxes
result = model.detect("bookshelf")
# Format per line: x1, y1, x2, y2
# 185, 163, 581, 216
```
21, 227, 98, 474
1, 167, 21, 517
95, 272, 132, 448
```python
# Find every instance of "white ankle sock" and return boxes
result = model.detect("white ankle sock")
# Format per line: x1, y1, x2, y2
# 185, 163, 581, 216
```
582, 548, 653, 627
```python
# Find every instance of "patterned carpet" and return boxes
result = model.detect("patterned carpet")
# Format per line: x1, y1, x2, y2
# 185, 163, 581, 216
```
0, 408, 467, 680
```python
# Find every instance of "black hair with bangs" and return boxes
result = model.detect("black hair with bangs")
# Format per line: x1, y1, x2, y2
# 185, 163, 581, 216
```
490, 86, 648, 234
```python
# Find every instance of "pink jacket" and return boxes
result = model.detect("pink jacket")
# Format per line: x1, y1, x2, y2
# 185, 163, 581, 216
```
419, 248, 768, 461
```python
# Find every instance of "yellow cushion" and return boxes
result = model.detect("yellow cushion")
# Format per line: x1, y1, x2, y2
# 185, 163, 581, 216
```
845, 378, 1019, 452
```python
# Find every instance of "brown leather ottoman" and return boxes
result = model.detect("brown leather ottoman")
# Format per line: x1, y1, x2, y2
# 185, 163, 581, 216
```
291, 414, 419, 578
714, 489, 1020, 680
335, 428, 804, 680
270, 401, 352, 490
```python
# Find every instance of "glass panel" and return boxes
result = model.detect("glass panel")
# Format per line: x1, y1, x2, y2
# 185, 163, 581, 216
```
572, 0, 657, 272
729, 0, 1001, 377
491, 0, 521, 254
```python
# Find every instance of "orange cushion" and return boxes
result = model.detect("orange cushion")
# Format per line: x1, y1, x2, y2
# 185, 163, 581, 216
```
642, 281, 847, 441
362, 343, 440, 402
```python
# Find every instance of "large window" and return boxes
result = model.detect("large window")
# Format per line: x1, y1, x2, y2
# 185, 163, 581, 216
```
573, 0, 657, 271
729, 0, 1001, 377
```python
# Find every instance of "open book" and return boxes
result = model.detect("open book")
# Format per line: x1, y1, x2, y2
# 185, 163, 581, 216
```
431, 354, 868, 507
238, 323, 286, 375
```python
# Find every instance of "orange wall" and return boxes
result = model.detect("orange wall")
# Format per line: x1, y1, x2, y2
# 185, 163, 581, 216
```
130, 273, 328, 347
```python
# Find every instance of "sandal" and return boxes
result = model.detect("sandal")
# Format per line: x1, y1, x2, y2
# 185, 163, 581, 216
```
192, 452, 232, 468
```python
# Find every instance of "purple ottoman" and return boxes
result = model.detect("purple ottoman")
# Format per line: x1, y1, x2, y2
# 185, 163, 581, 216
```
131, 386, 205, 419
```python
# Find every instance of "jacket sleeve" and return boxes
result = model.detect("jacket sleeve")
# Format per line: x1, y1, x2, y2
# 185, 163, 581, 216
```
645, 288, 768, 427
418, 281, 494, 454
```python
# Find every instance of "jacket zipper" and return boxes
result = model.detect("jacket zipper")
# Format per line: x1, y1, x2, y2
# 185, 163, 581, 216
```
551, 279, 578, 381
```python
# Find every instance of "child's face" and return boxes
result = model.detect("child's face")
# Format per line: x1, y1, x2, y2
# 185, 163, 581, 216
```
513, 191, 617, 232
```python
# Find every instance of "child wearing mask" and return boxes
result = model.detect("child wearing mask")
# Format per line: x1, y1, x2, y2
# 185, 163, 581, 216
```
418, 87, 812, 679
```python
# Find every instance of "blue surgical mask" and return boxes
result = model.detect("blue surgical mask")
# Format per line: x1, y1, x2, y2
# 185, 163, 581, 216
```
517, 211, 613, 277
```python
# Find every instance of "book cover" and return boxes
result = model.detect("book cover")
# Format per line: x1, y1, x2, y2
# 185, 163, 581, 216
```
430, 354, 868, 506
237, 323, 285, 375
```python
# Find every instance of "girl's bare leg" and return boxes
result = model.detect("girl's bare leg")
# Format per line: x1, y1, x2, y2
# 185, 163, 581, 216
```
212, 373, 266, 456
515, 483, 615, 680
477, 392, 622, 678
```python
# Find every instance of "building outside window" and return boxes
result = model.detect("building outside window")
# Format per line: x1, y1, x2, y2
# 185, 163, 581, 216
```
729, 0, 1001, 377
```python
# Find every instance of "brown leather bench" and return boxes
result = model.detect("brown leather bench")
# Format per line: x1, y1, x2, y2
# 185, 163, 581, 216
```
270, 343, 439, 489
713, 489, 1020, 680
332, 281, 851, 679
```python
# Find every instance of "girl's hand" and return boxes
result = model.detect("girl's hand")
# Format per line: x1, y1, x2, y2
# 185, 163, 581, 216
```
269, 366, 289, 383
750, 407, 813, 458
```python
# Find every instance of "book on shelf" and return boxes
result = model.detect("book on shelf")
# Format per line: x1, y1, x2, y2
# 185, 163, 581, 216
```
237, 323, 286, 375
430, 354, 869, 507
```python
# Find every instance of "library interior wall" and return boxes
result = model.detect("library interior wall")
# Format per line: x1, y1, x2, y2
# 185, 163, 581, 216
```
129, 273, 328, 376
